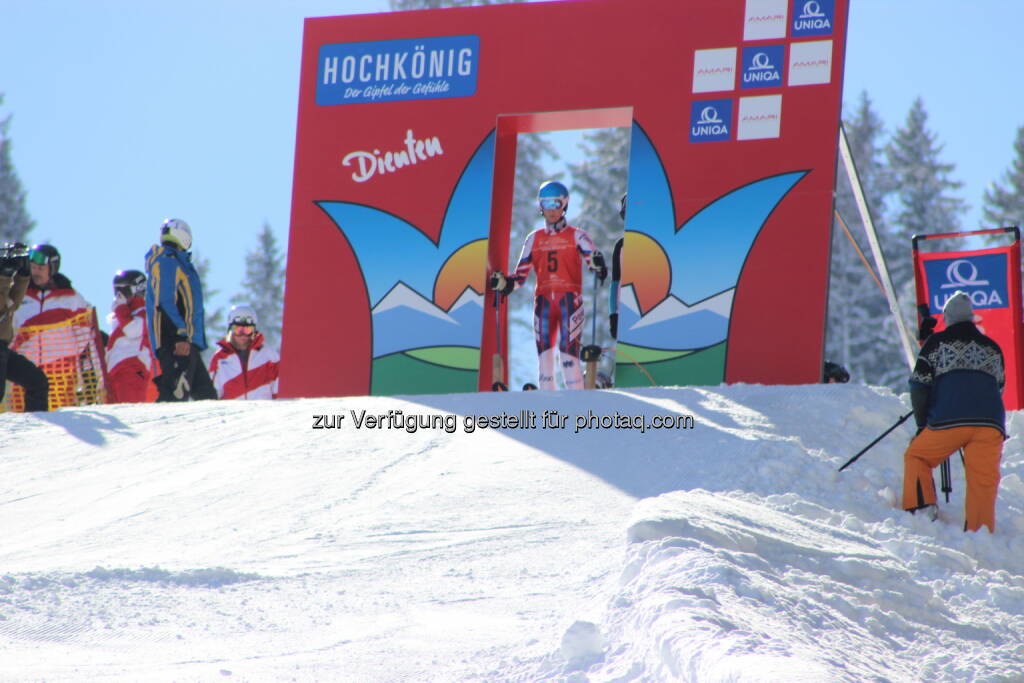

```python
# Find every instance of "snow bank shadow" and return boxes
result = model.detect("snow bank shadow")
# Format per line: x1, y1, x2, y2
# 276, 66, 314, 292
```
0, 567, 267, 646
406, 384, 900, 501
83, 565, 262, 587
32, 409, 135, 446
550, 490, 1012, 682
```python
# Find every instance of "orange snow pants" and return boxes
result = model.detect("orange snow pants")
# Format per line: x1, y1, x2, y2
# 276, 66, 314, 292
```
902, 426, 1003, 533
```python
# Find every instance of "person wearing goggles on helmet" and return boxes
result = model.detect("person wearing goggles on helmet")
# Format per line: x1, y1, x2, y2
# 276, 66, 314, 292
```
489, 180, 607, 391
106, 269, 156, 403
208, 305, 280, 400
144, 218, 217, 401
11, 243, 93, 409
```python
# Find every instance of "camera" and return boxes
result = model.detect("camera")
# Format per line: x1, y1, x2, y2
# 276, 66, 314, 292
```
0, 242, 30, 276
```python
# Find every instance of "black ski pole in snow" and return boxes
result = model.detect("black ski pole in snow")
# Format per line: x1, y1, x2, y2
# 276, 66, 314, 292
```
940, 456, 953, 502
838, 410, 913, 472
581, 269, 602, 389
491, 289, 507, 391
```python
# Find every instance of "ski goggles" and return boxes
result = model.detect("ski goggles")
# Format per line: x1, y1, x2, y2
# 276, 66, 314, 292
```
28, 249, 49, 265
538, 197, 565, 210
231, 324, 255, 336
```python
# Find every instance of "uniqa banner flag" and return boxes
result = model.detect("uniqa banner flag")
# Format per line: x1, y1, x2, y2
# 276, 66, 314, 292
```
913, 240, 1024, 410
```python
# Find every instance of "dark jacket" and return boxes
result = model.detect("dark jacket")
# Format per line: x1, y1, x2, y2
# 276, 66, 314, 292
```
0, 273, 30, 343
909, 321, 1005, 437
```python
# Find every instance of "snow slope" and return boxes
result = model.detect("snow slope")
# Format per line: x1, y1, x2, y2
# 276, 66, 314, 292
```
2, 383, 1024, 682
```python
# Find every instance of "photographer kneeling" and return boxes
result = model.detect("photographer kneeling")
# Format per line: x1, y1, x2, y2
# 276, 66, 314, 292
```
0, 243, 49, 411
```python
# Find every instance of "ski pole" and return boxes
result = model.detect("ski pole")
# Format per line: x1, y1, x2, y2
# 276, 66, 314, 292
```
838, 410, 913, 472
581, 270, 602, 389
590, 269, 598, 346
940, 457, 952, 502
491, 288, 506, 391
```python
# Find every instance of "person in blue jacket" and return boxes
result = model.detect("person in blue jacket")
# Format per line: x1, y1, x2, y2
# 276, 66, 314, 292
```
144, 218, 217, 401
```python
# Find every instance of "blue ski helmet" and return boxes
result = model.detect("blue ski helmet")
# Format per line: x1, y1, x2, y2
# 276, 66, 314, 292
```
537, 180, 569, 212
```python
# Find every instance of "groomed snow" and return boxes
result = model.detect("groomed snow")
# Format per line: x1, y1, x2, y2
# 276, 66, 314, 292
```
2, 383, 1023, 681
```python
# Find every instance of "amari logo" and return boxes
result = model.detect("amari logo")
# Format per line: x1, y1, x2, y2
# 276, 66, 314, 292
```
741, 45, 784, 89
792, 0, 834, 37
690, 100, 732, 142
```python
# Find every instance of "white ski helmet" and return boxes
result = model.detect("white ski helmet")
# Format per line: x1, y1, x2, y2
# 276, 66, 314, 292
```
228, 304, 258, 329
160, 218, 192, 251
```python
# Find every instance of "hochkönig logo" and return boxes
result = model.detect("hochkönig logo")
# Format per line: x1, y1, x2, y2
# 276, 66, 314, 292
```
317, 35, 479, 106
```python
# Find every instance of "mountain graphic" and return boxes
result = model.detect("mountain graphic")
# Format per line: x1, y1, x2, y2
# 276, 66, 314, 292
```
626, 124, 807, 306
618, 284, 731, 351
371, 283, 483, 358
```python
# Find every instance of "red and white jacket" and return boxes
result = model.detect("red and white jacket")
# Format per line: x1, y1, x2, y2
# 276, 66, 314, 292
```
13, 275, 91, 330
105, 296, 154, 376
511, 221, 598, 298
12, 275, 92, 364
208, 333, 280, 400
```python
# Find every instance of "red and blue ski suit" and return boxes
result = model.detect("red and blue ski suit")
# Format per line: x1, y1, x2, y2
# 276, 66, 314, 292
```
510, 219, 598, 390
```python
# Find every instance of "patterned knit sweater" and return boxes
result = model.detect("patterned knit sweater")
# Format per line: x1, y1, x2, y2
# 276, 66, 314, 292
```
909, 321, 1005, 436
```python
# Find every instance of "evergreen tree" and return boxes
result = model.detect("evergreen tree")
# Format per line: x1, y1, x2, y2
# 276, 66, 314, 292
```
231, 222, 285, 350
982, 125, 1024, 229
511, 133, 561, 249
885, 97, 966, 267
826, 91, 903, 388
568, 127, 630, 248
881, 97, 966, 385
565, 126, 630, 370
192, 250, 224, 361
0, 94, 35, 244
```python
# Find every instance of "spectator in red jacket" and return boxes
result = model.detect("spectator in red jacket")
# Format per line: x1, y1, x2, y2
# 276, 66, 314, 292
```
105, 269, 155, 403
12, 243, 93, 408
209, 305, 279, 400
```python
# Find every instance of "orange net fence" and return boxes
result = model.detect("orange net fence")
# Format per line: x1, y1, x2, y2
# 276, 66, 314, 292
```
3, 308, 109, 412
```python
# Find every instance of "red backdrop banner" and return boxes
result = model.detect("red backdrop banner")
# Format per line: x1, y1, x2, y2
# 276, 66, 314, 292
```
913, 235, 1024, 410
281, 0, 850, 397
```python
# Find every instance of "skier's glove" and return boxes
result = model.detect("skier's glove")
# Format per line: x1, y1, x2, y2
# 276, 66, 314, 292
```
590, 252, 608, 284
490, 271, 514, 296
917, 303, 937, 341
609, 313, 619, 339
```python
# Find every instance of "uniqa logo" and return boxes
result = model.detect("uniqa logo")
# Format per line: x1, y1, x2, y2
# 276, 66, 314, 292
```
940, 259, 989, 289
750, 52, 774, 70
744, 52, 780, 83
799, 1, 826, 19
697, 107, 723, 125
342, 129, 444, 183
933, 289, 1004, 310
795, 0, 831, 30
692, 106, 728, 136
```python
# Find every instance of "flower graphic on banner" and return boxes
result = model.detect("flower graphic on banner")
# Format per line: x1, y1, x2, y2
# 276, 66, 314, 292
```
318, 124, 808, 392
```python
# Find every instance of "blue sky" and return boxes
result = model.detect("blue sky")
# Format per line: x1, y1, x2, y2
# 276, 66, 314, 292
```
1, 0, 1021, 334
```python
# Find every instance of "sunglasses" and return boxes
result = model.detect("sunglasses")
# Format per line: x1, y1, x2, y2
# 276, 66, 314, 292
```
538, 198, 565, 210
232, 324, 255, 336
